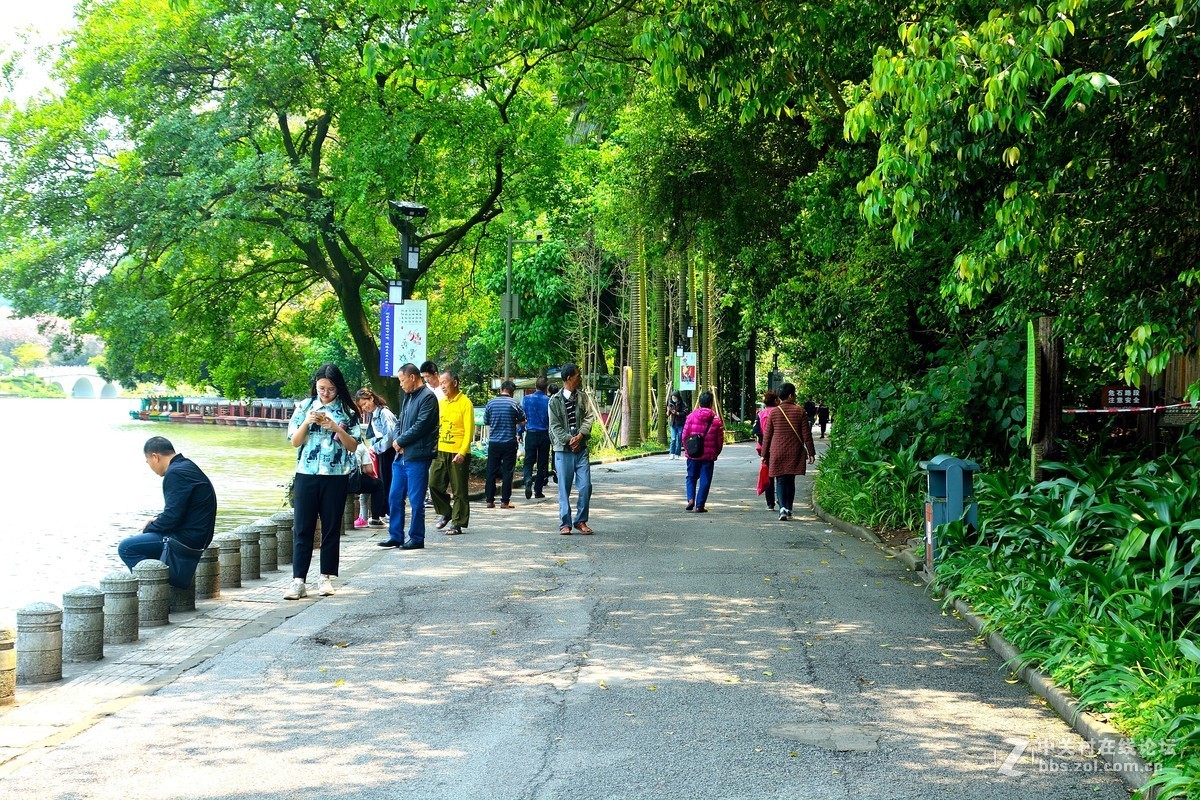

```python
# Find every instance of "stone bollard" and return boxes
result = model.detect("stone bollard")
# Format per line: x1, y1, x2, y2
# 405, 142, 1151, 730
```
100, 571, 139, 645
343, 494, 356, 531
238, 525, 261, 582
195, 544, 220, 600
17, 602, 62, 684
271, 510, 294, 565
62, 586, 105, 663
0, 627, 15, 704
254, 520, 279, 573
133, 560, 170, 628
169, 580, 196, 613
216, 533, 242, 589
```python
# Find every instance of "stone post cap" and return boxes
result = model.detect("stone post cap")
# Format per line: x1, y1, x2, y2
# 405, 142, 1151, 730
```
0, 627, 15, 642
214, 533, 241, 547
18, 601, 62, 620
269, 510, 294, 523
101, 570, 139, 587
132, 560, 168, 577
237, 527, 260, 541
248, 519, 274, 531
63, 586, 105, 606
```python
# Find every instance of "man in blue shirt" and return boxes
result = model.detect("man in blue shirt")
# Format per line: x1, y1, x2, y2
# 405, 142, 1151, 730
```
521, 376, 551, 499
484, 380, 524, 508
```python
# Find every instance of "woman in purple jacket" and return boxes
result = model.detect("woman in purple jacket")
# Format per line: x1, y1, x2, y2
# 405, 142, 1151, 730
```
682, 391, 725, 513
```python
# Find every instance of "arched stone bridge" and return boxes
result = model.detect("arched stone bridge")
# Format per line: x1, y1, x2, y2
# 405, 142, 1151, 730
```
32, 367, 122, 399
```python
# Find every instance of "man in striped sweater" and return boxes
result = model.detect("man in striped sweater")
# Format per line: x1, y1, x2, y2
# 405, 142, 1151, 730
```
548, 363, 596, 535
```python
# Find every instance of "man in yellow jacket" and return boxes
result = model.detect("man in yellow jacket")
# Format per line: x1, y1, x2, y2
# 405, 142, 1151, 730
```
431, 369, 474, 536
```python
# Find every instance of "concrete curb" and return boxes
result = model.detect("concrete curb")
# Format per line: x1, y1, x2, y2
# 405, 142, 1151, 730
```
810, 493, 1158, 797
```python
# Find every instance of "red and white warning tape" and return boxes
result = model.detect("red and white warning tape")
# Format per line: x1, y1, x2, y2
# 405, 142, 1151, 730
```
1061, 401, 1200, 415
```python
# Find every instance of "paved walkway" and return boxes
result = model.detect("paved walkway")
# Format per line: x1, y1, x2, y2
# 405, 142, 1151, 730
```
0, 443, 1130, 799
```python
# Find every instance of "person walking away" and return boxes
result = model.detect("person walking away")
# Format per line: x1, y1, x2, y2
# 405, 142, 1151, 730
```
355, 388, 397, 526
754, 390, 780, 511
816, 400, 830, 439
804, 396, 818, 435
761, 383, 816, 521
379, 363, 440, 550
430, 369, 474, 536
666, 391, 690, 460
119, 436, 217, 588
285, 362, 359, 598
521, 376, 552, 498
682, 391, 724, 512
485, 380, 524, 508
548, 363, 596, 535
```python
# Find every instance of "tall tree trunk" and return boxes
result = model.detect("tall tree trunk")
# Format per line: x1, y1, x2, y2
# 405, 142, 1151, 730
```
628, 254, 644, 447
705, 266, 717, 403
654, 255, 668, 445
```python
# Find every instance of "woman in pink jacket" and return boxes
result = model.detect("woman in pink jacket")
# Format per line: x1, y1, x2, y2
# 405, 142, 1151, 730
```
682, 391, 725, 513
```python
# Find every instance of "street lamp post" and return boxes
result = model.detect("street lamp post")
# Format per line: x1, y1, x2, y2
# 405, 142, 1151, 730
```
504, 231, 543, 381
740, 350, 751, 422
386, 200, 429, 302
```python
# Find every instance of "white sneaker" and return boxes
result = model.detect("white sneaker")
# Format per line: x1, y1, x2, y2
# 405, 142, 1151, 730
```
779, 508, 789, 521
318, 575, 335, 596
284, 578, 307, 600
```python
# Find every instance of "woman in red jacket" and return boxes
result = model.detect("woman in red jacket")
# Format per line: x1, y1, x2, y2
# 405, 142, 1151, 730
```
682, 391, 725, 513
761, 382, 816, 521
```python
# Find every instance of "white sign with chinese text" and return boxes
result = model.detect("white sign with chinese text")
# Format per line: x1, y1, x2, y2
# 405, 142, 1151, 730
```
379, 301, 428, 377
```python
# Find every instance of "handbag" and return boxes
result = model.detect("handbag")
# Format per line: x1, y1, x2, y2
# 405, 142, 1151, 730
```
685, 415, 715, 459
159, 536, 205, 589
347, 460, 364, 494
756, 461, 770, 495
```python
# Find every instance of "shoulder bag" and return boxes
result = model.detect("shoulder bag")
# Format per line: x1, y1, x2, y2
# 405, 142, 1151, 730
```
685, 415, 715, 459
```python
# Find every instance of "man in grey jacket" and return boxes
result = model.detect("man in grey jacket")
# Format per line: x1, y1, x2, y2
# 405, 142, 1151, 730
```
380, 363, 440, 550
548, 363, 596, 535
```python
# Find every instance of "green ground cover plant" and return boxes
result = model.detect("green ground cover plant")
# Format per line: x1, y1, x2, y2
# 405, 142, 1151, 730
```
935, 436, 1200, 798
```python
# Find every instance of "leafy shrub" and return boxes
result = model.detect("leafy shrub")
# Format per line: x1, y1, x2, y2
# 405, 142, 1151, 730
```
936, 433, 1200, 797
815, 330, 1026, 530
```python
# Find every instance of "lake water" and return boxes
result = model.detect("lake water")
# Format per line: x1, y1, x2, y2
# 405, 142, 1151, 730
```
0, 398, 298, 626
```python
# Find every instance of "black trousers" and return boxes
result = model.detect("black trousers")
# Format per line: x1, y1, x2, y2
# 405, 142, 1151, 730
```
372, 448, 396, 519
292, 473, 349, 579
523, 430, 550, 496
486, 440, 519, 503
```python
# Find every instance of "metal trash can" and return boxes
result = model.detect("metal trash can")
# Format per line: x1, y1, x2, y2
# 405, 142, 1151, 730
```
919, 454, 980, 574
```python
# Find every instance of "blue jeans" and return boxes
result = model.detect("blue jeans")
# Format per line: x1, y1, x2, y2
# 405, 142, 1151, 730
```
669, 425, 684, 456
685, 459, 715, 508
555, 448, 592, 528
388, 456, 432, 545
775, 474, 797, 513
118, 532, 165, 571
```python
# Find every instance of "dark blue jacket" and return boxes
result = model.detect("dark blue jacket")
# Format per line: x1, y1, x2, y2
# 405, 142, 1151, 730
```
522, 390, 550, 432
395, 385, 439, 462
143, 455, 218, 551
